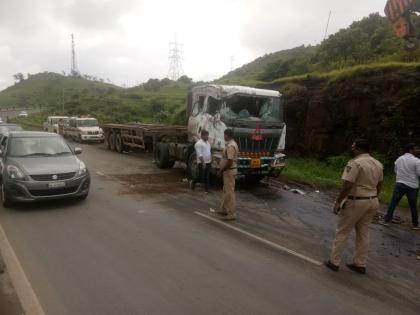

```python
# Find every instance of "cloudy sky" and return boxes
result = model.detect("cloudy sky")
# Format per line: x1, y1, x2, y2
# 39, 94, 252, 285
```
0, 0, 386, 90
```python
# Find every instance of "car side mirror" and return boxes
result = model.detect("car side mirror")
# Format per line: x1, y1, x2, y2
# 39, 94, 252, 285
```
74, 147, 82, 155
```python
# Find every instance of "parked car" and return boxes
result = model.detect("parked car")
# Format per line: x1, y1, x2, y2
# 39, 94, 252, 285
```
43, 116, 69, 133
18, 111, 28, 117
64, 117, 104, 143
0, 131, 90, 207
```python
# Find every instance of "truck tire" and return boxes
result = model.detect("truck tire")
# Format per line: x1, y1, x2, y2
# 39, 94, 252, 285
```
104, 133, 111, 149
109, 132, 116, 151
187, 152, 199, 181
115, 134, 124, 153
155, 143, 175, 169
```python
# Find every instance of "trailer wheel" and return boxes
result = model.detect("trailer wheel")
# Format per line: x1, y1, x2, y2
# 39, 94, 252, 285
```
155, 143, 175, 169
115, 134, 124, 153
104, 133, 111, 149
109, 132, 116, 151
187, 152, 199, 181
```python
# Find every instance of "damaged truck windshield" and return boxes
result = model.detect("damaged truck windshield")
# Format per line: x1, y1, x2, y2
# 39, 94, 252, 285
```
220, 95, 282, 122
207, 95, 283, 122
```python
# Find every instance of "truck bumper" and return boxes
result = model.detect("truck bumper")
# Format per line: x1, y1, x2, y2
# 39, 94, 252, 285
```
81, 135, 104, 141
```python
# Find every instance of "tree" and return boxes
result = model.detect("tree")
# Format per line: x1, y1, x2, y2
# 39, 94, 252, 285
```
13, 73, 24, 83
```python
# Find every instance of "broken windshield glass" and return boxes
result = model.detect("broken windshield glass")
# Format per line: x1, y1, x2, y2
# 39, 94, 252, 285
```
220, 95, 283, 122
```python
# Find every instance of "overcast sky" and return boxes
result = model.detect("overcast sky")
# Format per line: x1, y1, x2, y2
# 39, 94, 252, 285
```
0, 0, 386, 90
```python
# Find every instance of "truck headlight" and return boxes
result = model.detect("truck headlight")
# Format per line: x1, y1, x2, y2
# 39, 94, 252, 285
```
77, 161, 87, 176
272, 154, 286, 167
7, 165, 27, 180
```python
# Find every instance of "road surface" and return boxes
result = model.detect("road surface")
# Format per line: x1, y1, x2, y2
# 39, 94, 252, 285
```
0, 107, 40, 121
0, 143, 418, 315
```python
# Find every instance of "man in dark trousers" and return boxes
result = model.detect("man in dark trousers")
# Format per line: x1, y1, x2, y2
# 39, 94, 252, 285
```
325, 139, 383, 274
381, 143, 420, 230
191, 130, 212, 193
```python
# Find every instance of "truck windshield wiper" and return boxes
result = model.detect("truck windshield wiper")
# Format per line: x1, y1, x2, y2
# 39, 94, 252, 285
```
51, 151, 72, 156
20, 153, 53, 157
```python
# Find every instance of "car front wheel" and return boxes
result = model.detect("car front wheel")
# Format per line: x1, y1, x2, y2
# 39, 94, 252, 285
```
1, 183, 12, 208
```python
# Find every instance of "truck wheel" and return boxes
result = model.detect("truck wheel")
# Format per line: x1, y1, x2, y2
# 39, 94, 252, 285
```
155, 143, 175, 169
109, 132, 116, 151
104, 133, 111, 149
187, 152, 199, 181
115, 134, 124, 153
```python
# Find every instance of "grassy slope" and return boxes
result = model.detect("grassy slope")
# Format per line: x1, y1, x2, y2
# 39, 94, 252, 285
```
2, 73, 190, 126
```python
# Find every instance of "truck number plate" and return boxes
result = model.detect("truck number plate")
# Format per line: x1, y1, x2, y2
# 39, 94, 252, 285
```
48, 182, 66, 188
251, 159, 261, 168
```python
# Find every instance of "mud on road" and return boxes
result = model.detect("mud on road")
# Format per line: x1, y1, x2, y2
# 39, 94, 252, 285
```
89, 142, 420, 310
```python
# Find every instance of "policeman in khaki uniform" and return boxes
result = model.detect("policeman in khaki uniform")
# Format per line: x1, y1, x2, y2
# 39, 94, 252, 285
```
217, 129, 239, 221
325, 139, 383, 274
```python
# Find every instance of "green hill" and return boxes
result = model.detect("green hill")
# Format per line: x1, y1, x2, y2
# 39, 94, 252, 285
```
218, 13, 420, 85
2, 73, 191, 126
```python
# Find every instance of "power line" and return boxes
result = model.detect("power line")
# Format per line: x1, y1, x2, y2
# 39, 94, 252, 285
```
167, 39, 183, 80
71, 33, 79, 76
323, 11, 332, 41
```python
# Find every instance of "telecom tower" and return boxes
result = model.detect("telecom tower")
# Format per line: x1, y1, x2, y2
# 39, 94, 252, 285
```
167, 39, 183, 80
71, 33, 79, 76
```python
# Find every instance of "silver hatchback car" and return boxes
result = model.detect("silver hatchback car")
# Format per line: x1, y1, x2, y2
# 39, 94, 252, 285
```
0, 131, 90, 207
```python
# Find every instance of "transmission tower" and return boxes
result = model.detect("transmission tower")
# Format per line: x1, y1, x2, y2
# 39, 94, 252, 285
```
167, 39, 183, 80
71, 33, 79, 76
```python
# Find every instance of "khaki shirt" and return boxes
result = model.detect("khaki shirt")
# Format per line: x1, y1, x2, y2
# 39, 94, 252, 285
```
223, 139, 239, 169
342, 154, 383, 197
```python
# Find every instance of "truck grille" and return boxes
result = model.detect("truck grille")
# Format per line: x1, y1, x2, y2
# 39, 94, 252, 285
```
88, 131, 99, 135
236, 135, 279, 153
30, 172, 76, 181
29, 186, 78, 196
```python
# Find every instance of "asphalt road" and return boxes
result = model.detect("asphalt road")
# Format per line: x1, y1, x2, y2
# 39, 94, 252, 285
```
0, 107, 40, 121
0, 143, 419, 315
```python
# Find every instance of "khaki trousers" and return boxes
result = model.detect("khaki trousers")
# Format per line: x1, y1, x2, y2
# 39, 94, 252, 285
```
221, 170, 236, 215
330, 198, 379, 267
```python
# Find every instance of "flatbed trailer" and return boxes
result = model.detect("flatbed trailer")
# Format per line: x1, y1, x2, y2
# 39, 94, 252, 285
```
102, 123, 191, 169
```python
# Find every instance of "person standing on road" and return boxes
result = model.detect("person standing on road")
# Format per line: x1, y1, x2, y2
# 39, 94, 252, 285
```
325, 139, 383, 274
217, 129, 239, 221
190, 130, 212, 193
381, 144, 420, 230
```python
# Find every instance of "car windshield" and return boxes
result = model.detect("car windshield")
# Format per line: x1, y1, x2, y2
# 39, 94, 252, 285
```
8, 136, 72, 157
77, 119, 98, 127
221, 95, 283, 122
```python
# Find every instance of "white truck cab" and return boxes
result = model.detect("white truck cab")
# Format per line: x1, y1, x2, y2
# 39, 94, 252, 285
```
65, 117, 104, 143
43, 116, 69, 133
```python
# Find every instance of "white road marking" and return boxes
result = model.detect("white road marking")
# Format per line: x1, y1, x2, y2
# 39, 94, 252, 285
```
194, 211, 323, 266
0, 223, 46, 315
95, 171, 105, 176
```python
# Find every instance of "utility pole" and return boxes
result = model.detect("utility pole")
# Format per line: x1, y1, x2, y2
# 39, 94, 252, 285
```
71, 33, 79, 76
62, 88, 65, 114
168, 38, 184, 80
323, 11, 332, 41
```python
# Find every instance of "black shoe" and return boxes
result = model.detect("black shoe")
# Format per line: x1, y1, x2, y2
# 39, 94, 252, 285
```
324, 260, 339, 272
346, 263, 366, 274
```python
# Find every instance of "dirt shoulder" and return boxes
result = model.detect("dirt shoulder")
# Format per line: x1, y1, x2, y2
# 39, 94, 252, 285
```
0, 251, 23, 315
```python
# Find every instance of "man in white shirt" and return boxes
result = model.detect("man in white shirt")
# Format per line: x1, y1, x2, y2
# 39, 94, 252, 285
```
382, 143, 420, 229
190, 130, 212, 192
